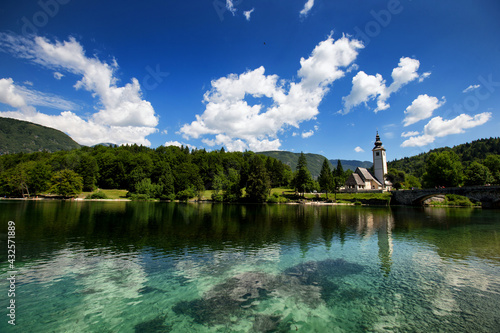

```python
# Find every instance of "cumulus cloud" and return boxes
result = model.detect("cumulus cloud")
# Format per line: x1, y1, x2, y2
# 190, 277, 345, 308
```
401, 112, 492, 147
179, 35, 363, 151
165, 141, 197, 150
354, 146, 364, 153
53, 72, 64, 80
403, 94, 446, 126
300, 0, 315, 17
302, 130, 314, 138
0, 33, 159, 146
0, 78, 27, 108
244, 8, 254, 21
341, 57, 425, 114
401, 131, 419, 137
463, 84, 480, 93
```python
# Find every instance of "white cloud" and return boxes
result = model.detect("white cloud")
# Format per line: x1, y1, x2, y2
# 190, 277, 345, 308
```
403, 94, 446, 127
0, 78, 76, 111
463, 84, 480, 93
226, 0, 237, 16
401, 131, 419, 137
0, 33, 159, 146
401, 112, 492, 147
53, 72, 64, 80
0, 110, 157, 146
244, 8, 254, 21
165, 141, 197, 150
341, 57, 425, 114
300, 0, 315, 17
419, 72, 431, 82
162, 129, 168, 135
179, 35, 363, 151
354, 146, 364, 153
23, 81, 33, 86
302, 130, 314, 138
0, 78, 27, 108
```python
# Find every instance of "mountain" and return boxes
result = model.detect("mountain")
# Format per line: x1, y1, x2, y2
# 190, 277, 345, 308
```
329, 159, 373, 173
257, 151, 371, 178
0, 117, 81, 155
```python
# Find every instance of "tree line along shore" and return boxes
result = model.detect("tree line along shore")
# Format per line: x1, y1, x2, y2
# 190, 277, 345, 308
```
1, 139, 499, 205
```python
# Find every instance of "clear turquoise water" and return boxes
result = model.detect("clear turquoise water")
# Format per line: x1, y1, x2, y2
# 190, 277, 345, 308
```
0, 201, 499, 332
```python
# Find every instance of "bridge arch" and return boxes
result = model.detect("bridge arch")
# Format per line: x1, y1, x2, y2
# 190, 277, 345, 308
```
390, 186, 500, 208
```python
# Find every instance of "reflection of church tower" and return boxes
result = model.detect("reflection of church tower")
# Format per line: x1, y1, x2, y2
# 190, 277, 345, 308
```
372, 132, 388, 187
378, 213, 393, 276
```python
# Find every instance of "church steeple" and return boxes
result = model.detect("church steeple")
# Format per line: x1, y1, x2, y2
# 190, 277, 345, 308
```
372, 132, 387, 186
374, 131, 383, 149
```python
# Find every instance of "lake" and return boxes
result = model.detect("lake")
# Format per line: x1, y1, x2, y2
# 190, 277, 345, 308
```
1, 201, 499, 332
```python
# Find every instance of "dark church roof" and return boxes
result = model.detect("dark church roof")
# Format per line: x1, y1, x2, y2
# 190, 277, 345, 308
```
345, 173, 364, 186
356, 167, 382, 186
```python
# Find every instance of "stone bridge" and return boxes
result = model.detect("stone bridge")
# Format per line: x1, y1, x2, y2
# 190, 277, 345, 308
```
390, 186, 500, 208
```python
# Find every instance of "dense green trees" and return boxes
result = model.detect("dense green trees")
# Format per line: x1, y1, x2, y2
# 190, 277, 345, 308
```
0, 144, 292, 201
464, 162, 495, 186
50, 169, 83, 197
246, 155, 271, 202
318, 158, 334, 199
292, 152, 314, 196
422, 151, 463, 188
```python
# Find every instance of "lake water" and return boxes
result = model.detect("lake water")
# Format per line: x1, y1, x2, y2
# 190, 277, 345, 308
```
1, 201, 499, 332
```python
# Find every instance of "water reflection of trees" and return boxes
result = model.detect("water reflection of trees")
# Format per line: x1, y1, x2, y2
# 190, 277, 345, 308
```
2, 202, 498, 266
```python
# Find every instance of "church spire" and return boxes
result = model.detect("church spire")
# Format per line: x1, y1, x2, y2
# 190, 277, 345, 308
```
374, 131, 383, 149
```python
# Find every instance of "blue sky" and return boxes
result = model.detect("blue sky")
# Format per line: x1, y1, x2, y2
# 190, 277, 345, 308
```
0, 0, 499, 161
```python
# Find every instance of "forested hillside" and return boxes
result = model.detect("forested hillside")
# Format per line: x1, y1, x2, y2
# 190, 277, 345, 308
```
388, 138, 500, 178
387, 137, 500, 189
257, 151, 371, 178
0, 117, 81, 154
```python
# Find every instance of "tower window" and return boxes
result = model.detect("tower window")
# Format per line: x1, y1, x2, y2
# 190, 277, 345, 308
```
376, 152, 380, 156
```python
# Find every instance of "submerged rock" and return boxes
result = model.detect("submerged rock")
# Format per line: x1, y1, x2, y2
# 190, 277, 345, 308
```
134, 315, 171, 333
172, 259, 364, 326
252, 314, 285, 332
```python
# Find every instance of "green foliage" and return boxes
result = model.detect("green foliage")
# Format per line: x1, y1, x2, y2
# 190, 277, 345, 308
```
483, 154, 500, 184
50, 169, 83, 197
464, 162, 495, 186
388, 137, 500, 184
135, 178, 163, 199
0, 118, 81, 155
257, 151, 371, 178
427, 194, 478, 207
318, 158, 334, 198
332, 160, 347, 195
422, 151, 463, 188
267, 193, 289, 203
176, 188, 196, 202
292, 152, 314, 195
85, 191, 108, 199
246, 155, 271, 202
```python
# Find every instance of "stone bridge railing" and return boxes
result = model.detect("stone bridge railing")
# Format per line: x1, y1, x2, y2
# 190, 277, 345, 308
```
390, 186, 500, 208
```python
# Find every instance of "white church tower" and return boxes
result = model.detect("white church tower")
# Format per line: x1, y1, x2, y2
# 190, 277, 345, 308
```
372, 132, 388, 187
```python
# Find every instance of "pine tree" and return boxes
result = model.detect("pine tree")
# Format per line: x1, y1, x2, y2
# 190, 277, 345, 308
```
246, 155, 271, 202
318, 158, 333, 200
293, 152, 314, 197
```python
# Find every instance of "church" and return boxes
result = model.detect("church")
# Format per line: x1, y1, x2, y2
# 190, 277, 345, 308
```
344, 133, 392, 192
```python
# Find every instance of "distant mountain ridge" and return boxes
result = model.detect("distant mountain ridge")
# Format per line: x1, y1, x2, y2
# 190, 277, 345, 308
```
257, 151, 371, 178
0, 117, 81, 155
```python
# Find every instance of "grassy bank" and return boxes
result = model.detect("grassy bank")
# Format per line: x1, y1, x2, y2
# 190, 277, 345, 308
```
426, 194, 481, 207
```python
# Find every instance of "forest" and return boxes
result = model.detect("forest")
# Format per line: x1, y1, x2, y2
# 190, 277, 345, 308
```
0, 144, 342, 202
386, 137, 500, 189
0, 137, 499, 202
